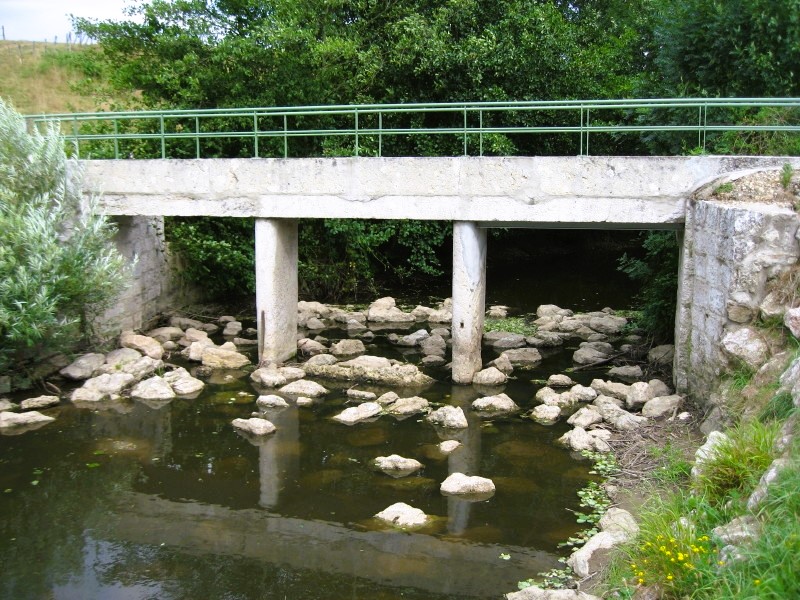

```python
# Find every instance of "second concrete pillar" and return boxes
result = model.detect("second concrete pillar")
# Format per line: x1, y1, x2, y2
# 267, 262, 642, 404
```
451, 221, 487, 384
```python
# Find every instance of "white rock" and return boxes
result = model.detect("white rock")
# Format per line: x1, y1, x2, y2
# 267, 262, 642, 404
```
373, 454, 423, 473
642, 394, 683, 418
71, 373, 135, 402
385, 396, 429, 416
232, 417, 276, 436
784, 307, 800, 339
590, 379, 630, 401
721, 327, 770, 371
439, 440, 461, 454
120, 331, 163, 360
648, 379, 671, 398
201, 346, 250, 369
376, 391, 400, 406
625, 381, 653, 410
20, 395, 60, 411
59, 353, 105, 380
332, 402, 382, 425
222, 321, 242, 336
472, 393, 519, 414
547, 374, 575, 387
296, 396, 315, 407
567, 406, 603, 428
346, 389, 377, 402
531, 404, 561, 425
557, 427, 595, 452
570, 384, 598, 403
331, 338, 366, 357
691, 430, 730, 479
163, 368, 205, 396
440, 472, 495, 497
472, 366, 508, 386
0, 410, 55, 430
500, 348, 543, 367
146, 326, 184, 343
374, 502, 428, 528
256, 394, 289, 408
648, 344, 675, 366
279, 379, 329, 398
426, 405, 468, 428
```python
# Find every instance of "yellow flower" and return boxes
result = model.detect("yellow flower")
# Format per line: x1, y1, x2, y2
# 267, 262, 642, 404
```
754, 579, 761, 586
638, 578, 645, 585
667, 575, 674, 581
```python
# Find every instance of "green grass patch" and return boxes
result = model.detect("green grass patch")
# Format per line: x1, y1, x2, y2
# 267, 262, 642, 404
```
484, 316, 537, 336
758, 392, 795, 423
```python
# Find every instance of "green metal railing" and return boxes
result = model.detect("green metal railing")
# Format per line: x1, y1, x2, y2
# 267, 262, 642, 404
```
25, 97, 800, 159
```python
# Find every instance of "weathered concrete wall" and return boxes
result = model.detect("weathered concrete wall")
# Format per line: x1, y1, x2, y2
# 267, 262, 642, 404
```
96, 216, 199, 337
675, 200, 800, 401
81, 155, 800, 228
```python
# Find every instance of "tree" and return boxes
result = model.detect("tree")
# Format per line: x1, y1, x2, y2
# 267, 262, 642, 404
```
0, 99, 129, 375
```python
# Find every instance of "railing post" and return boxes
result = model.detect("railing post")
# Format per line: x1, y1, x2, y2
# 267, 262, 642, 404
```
195, 116, 200, 158
479, 110, 483, 156
354, 108, 359, 157
72, 117, 79, 158
159, 114, 166, 159
254, 112, 259, 158
463, 106, 468, 156
580, 106, 584, 156
378, 111, 383, 157
586, 108, 590, 156
283, 114, 288, 158
113, 119, 119, 159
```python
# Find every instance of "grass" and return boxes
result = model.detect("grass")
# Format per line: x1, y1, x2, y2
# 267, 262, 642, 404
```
484, 315, 538, 336
0, 40, 115, 115
648, 442, 693, 484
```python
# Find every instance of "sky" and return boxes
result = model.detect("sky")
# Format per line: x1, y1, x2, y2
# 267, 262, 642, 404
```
0, 0, 139, 42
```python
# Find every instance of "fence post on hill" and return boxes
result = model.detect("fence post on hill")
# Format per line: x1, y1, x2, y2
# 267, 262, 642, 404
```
2, 26, 5, 41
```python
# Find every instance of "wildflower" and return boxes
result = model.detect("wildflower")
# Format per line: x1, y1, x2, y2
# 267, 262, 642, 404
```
667, 574, 674, 581
754, 579, 761, 586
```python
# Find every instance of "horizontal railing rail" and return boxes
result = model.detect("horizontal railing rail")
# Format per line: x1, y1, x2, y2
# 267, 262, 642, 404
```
25, 97, 800, 159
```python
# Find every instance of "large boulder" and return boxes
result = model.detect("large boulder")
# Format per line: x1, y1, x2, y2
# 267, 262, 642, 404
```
201, 346, 250, 369
163, 368, 205, 396
530, 404, 561, 425
472, 367, 508, 386
298, 338, 329, 356
721, 328, 770, 371
330, 338, 366, 358
59, 353, 105, 380
440, 473, 495, 498
374, 502, 429, 528
594, 397, 648, 431
279, 380, 329, 397
367, 297, 415, 323
573, 342, 614, 365
304, 355, 434, 387
567, 406, 603, 428
500, 348, 543, 368
420, 334, 447, 356
71, 373, 135, 402
567, 508, 638, 578
0, 410, 55, 431
427, 405, 468, 428
691, 431, 730, 479
588, 314, 627, 334
642, 394, 683, 418
332, 402, 382, 425
130, 376, 176, 401
472, 393, 519, 415
120, 331, 163, 360
385, 396, 430, 417
590, 379, 631, 401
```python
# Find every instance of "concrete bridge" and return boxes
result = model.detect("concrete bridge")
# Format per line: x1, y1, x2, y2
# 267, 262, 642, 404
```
81, 154, 800, 387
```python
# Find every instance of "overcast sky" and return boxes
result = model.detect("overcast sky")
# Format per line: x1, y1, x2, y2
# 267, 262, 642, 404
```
0, 0, 139, 42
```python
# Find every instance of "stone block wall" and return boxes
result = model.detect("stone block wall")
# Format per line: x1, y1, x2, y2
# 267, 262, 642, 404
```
95, 215, 200, 338
675, 199, 800, 401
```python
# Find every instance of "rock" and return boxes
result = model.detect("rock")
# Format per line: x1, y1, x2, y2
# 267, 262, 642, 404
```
367, 297, 415, 323
428, 299, 453, 323
376, 391, 400, 406
712, 515, 761, 547
20, 395, 59, 411
626, 381, 653, 410
487, 332, 527, 349
374, 502, 428, 528
691, 431, 730, 479
567, 406, 603, 428
472, 393, 519, 414
201, 346, 250, 369
120, 331, 163, 360
721, 328, 770, 371
219, 315, 236, 323
590, 379, 630, 401
647, 344, 675, 366
608, 365, 643, 381
747, 457, 791, 512
489, 354, 514, 375
439, 440, 461, 454
304, 355, 434, 387
535, 386, 559, 403
181, 327, 210, 345
427, 405, 468, 428
588, 314, 627, 334
525, 331, 566, 348
506, 586, 601, 600
233, 337, 258, 347
59, 353, 105, 380
232, 417, 276, 436
131, 376, 176, 401
304, 316, 325, 330
279, 380, 329, 397
472, 367, 508, 386
253, 368, 288, 388
486, 305, 509, 318
440, 472, 495, 497
420, 334, 447, 356
531, 404, 561, 425
557, 427, 596, 452
102, 348, 142, 370
0, 410, 55, 430
547, 374, 575, 388
163, 368, 205, 396
373, 454, 423, 474
595, 398, 648, 431
570, 384, 598, 403
759, 291, 785, 321
146, 326, 184, 343
647, 379, 671, 398
117, 356, 163, 381
71, 373, 135, 402
296, 396, 315, 407
642, 395, 683, 418
421, 355, 447, 367
170, 316, 206, 330
567, 509, 638, 578
536, 304, 572, 318
332, 402, 382, 425
331, 338, 366, 358
298, 338, 328, 356
183, 338, 216, 361
572, 342, 614, 365
222, 321, 242, 336
727, 302, 755, 324
0, 399, 18, 412
500, 348, 543, 368
385, 396, 430, 417
279, 367, 305, 382
256, 394, 289, 408
785, 307, 800, 338
305, 353, 338, 366
346, 389, 378, 402
396, 329, 430, 347
600, 507, 639, 538
411, 305, 434, 321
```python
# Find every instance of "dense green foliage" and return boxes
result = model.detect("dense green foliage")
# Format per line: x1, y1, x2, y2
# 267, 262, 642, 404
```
0, 98, 128, 374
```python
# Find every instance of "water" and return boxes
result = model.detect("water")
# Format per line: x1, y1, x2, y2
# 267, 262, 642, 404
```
0, 239, 640, 599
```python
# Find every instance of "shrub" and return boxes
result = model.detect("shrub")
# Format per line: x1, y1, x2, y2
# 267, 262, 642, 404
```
0, 98, 128, 374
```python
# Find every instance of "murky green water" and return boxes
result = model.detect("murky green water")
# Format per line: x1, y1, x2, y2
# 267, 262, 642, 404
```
0, 326, 611, 600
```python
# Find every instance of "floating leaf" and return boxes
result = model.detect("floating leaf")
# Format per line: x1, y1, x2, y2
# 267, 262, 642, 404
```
30, 480, 39, 486
500, 553, 511, 560
86, 462, 101, 469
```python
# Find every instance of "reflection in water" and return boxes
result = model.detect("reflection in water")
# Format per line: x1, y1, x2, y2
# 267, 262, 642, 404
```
0, 325, 602, 599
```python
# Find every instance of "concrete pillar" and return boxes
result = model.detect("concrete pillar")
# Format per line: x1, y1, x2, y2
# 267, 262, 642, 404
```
255, 218, 298, 364
451, 221, 487, 384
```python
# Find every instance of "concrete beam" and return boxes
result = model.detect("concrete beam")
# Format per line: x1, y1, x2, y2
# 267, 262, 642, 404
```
82, 156, 800, 228
451, 222, 487, 384
255, 218, 298, 364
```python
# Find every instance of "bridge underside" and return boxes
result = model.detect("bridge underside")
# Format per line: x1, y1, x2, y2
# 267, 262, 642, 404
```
82, 154, 796, 381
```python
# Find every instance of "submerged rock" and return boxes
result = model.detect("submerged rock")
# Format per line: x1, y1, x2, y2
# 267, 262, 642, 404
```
373, 454, 423, 475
